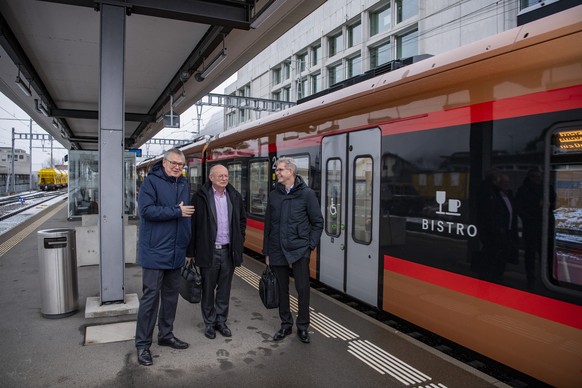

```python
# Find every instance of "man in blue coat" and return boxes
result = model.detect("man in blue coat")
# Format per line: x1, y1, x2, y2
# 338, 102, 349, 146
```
135, 148, 195, 366
263, 157, 323, 344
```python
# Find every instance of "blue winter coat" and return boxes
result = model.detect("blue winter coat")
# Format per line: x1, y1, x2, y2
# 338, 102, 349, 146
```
137, 161, 191, 269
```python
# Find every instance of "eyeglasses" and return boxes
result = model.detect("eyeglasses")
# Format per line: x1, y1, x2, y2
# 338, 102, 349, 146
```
275, 168, 288, 172
165, 159, 185, 168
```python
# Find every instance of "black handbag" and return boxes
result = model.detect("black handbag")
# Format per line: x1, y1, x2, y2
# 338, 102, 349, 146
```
259, 266, 279, 309
179, 260, 202, 304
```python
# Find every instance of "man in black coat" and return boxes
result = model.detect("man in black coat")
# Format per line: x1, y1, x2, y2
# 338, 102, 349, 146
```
263, 157, 323, 344
187, 164, 246, 339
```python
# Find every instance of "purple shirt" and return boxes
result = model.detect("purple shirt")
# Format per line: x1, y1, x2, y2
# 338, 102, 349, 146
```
213, 187, 229, 244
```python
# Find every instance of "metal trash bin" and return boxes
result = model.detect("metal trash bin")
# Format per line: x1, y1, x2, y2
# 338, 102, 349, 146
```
37, 228, 79, 318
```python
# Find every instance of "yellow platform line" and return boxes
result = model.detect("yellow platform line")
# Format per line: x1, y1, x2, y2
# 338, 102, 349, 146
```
0, 202, 66, 257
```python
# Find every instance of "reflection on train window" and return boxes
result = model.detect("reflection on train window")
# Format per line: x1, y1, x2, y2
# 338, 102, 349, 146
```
325, 158, 342, 236
249, 159, 269, 216
282, 154, 310, 186
550, 164, 582, 290
188, 164, 202, 193
228, 163, 242, 193
353, 156, 373, 244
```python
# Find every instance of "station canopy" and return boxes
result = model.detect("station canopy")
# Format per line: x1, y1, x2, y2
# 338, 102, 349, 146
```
0, 0, 324, 151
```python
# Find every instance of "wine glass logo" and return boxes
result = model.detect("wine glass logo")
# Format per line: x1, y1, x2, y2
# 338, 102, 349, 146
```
435, 191, 446, 214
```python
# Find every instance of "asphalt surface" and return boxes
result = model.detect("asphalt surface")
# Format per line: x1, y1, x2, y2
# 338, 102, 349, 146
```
0, 199, 505, 388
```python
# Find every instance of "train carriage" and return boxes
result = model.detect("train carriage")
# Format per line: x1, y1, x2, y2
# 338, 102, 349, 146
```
138, 7, 582, 386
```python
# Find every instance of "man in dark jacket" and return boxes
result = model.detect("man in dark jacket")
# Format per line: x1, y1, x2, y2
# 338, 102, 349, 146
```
135, 148, 194, 366
187, 164, 246, 339
263, 157, 323, 344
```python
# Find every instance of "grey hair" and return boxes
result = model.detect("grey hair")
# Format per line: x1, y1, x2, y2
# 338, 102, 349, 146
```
276, 157, 297, 175
163, 148, 185, 160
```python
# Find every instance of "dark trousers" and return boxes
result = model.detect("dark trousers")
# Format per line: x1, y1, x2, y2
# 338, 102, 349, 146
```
200, 248, 234, 327
135, 267, 181, 350
272, 255, 310, 331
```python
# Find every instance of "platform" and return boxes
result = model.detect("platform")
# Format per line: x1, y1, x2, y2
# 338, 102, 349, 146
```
0, 200, 506, 387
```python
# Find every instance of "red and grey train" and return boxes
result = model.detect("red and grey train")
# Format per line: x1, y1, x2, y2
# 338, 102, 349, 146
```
138, 7, 582, 386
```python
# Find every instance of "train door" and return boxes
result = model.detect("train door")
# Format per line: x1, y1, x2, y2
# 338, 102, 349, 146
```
320, 128, 381, 306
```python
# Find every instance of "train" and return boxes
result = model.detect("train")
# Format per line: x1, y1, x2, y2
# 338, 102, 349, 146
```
38, 168, 68, 191
137, 7, 582, 386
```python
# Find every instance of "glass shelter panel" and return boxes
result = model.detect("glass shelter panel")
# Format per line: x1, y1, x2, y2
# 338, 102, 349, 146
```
68, 150, 136, 218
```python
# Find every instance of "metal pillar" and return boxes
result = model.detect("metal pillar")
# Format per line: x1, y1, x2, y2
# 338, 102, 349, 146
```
10, 127, 15, 193
29, 119, 33, 191
99, 4, 125, 303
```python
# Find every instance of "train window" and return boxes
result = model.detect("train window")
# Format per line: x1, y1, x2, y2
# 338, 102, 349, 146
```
352, 156, 373, 244
228, 163, 242, 193
325, 158, 342, 237
188, 161, 203, 193
249, 159, 269, 216
281, 154, 310, 186
548, 126, 582, 293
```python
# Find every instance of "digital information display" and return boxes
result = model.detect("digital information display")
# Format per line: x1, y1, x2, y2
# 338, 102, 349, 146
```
554, 129, 582, 154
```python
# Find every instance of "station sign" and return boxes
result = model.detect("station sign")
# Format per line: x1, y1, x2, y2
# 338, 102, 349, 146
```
163, 112, 180, 128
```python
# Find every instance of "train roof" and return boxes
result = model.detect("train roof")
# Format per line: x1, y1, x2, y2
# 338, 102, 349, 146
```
139, 5, 582, 162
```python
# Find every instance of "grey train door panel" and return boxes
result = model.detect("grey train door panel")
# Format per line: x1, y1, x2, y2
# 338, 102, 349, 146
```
320, 128, 381, 306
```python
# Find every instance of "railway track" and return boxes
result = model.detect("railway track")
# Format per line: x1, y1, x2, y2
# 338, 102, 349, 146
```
0, 190, 66, 222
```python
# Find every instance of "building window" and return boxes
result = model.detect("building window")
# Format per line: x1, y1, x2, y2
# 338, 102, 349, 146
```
348, 22, 362, 48
397, 29, 418, 59
347, 55, 362, 78
273, 67, 282, 85
370, 4, 391, 36
370, 41, 391, 68
227, 112, 236, 128
283, 87, 291, 102
311, 73, 321, 94
396, 0, 418, 23
328, 63, 343, 86
328, 32, 343, 57
283, 61, 291, 80
298, 78, 308, 100
272, 90, 281, 101
312, 44, 321, 66
298, 52, 308, 72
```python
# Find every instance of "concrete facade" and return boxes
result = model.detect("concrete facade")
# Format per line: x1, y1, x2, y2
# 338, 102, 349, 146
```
223, 0, 519, 130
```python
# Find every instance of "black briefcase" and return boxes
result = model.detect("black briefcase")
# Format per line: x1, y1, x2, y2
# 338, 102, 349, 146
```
179, 261, 202, 304
259, 266, 279, 309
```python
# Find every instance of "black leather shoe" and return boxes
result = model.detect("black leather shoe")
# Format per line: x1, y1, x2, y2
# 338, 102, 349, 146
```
158, 337, 189, 349
137, 348, 153, 366
215, 323, 232, 337
297, 330, 310, 344
204, 325, 216, 339
273, 328, 292, 341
